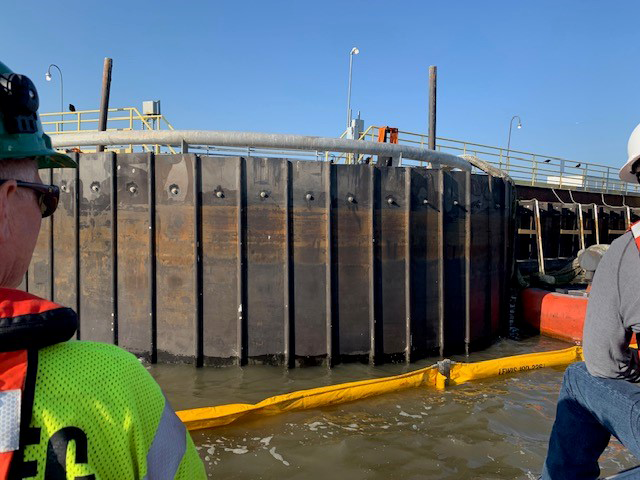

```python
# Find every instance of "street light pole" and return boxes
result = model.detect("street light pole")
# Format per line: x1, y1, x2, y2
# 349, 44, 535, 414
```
346, 47, 359, 131
44, 64, 64, 303
506, 115, 522, 172
45, 64, 64, 132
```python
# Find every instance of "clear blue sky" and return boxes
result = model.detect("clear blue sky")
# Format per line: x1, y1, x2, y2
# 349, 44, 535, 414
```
4, 0, 639, 166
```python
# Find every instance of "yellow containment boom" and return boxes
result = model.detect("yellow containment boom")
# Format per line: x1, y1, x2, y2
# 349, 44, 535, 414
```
177, 346, 584, 431
437, 345, 584, 388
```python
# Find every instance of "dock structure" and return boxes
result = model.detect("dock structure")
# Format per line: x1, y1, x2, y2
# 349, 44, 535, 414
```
34, 117, 633, 366
515, 186, 640, 276
20, 130, 516, 367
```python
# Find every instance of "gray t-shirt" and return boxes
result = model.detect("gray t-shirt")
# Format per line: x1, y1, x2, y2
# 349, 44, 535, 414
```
583, 231, 640, 381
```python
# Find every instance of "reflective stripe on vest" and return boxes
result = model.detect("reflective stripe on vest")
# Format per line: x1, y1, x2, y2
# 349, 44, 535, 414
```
143, 399, 187, 480
0, 350, 28, 479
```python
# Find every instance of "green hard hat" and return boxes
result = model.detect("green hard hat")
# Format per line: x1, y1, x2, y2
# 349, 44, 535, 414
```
0, 61, 76, 169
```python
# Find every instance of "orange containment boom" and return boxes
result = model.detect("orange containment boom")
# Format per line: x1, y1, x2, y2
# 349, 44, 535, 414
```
520, 287, 636, 345
520, 288, 588, 343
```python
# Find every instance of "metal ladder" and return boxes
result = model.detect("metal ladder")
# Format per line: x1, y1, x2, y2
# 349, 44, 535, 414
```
517, 200, 601, 276
558, 203, 598, 252
605, 206, 631, 237
518, 199, 546, 275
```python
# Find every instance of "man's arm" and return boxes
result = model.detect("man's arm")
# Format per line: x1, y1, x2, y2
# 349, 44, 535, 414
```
583, 234, 640, 381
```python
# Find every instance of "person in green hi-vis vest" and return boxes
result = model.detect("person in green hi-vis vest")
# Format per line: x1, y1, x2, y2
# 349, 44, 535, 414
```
0, 60, 206, 480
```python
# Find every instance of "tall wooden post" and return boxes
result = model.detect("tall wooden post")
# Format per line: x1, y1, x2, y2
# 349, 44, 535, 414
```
428, 66, 437, 151
97, 57, 113, 152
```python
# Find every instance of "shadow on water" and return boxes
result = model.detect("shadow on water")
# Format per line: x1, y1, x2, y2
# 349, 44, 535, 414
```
148, 336, 637, 479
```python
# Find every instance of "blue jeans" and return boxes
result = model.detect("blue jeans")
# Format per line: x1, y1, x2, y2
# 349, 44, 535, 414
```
542, 362, 640, 479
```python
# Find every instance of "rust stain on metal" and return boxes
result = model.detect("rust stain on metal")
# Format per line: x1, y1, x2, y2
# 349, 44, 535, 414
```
27, 154, 514, 366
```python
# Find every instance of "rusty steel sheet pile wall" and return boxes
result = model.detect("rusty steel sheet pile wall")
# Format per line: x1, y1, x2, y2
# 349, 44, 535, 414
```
27, 154, 514, 367
52, 164, 79, 318
79, 153, 117, 345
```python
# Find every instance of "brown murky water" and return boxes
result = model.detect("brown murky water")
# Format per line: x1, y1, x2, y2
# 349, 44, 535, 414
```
149, 336, 638, 479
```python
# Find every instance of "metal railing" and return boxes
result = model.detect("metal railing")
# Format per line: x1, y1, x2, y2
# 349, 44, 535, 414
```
42, 107, 177, 154
349, 126, 640, 194
43, 108, 636, 194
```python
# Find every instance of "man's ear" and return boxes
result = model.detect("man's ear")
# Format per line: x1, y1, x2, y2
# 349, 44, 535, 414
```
0, 180, 17, 244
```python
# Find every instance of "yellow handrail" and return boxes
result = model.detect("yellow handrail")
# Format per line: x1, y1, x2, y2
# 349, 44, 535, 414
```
336, 125, 376, 164
42, 107, 176, 154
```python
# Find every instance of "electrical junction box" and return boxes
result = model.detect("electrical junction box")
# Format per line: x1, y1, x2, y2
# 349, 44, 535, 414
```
352, 117, 364, 138
142, 100, 161, 115
346, 117, 365, 139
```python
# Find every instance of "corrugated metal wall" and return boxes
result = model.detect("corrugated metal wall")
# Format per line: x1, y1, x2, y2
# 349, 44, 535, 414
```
24, 153, 514, 367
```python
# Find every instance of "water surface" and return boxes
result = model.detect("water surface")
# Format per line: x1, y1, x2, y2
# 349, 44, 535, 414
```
150, 336, 637, 479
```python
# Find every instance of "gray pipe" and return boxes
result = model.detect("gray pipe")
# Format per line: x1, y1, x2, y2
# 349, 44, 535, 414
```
51, 130, 472, 171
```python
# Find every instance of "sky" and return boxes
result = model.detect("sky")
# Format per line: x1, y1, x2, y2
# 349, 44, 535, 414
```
4, 1, 639, 167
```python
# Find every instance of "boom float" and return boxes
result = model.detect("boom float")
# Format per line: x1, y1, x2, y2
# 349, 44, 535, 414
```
177, 346, 584, 431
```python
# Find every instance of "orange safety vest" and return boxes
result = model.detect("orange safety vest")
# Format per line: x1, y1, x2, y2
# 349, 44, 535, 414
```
0, 349, 29, 478
0, 289, 77, 479
631, 221, 640, 250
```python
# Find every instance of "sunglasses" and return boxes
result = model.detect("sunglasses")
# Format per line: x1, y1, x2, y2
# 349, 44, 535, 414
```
0, 179, 60, 218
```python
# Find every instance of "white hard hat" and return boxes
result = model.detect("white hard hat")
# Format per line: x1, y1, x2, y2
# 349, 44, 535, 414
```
620, 123, 640, 183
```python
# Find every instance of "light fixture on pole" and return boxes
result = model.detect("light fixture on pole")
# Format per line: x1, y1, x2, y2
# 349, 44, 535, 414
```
346, 47, 360, 131
45, 64, 64, 132
506, 115, 522, 171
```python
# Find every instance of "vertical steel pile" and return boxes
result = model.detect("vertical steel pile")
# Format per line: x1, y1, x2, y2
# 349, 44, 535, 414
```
26, 154, 514, 367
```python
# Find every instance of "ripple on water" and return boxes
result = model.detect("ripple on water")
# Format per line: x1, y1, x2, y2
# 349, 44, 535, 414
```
164, 337, 638, 479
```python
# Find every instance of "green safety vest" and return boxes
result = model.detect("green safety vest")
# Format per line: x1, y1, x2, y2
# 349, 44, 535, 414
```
0, 288, 206, 479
